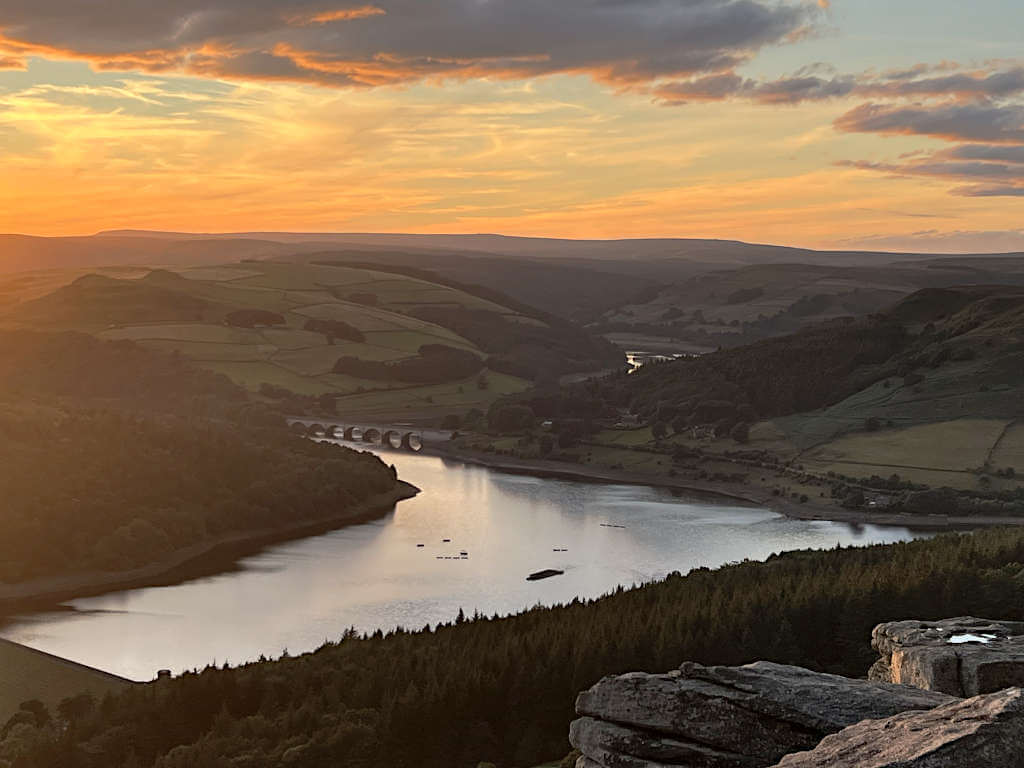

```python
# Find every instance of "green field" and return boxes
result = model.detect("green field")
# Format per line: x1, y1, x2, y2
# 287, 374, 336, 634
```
593, 427, 656, 446
799, 418, 1021, 491
0, 639, 133, 721
0, 261, 541, 417
331, 369, 529, 420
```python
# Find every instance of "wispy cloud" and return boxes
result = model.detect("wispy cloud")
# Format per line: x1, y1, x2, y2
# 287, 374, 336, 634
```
655, 64, 1024, 106
834, 102, 1024, 144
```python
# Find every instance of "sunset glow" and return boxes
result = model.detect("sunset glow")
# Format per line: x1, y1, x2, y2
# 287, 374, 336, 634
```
1, 0, 1022, 251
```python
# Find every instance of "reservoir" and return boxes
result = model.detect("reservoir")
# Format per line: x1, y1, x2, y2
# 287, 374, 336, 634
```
0, 445, 922, 680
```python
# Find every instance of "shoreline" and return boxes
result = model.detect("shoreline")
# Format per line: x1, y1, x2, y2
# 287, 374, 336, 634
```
0, 482, 418, 616
422, 443, 1024, 531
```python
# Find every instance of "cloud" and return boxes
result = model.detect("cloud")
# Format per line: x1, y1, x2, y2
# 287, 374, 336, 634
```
0, 0, 821, 89
838, 145, 1024, 197
840, 157, 1024, 181
948, 144, 1024, 163
0, 54, 25, 69
952, 184, 1024, 197
288, 6, 386, 26
655, 63, 1024, 106
655, 71, 856, 104
859, 67, 1024, 101
834, 102, 1024, 144
838, 229, 1024, 254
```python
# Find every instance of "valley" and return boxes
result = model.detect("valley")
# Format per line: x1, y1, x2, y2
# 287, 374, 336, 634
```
2, 234, 1024, 768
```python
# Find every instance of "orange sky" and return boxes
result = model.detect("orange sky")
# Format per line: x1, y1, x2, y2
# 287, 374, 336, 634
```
1, 1, 1022, 252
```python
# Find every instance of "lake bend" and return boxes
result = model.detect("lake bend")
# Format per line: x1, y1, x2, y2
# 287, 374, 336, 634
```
0, 443, 926, 680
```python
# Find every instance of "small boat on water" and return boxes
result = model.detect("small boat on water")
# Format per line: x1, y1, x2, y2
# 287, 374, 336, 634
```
526, 569, 564, 582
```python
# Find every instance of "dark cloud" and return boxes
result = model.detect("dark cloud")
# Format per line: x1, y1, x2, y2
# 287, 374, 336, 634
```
655, 71, 856, 104
654, 72, 747, 103
834, 102, 1024, 144
839, 145, 1024, 197
860, 67, 1024, 100
0, 0, 820, 88
949, 144, 1024, 164
655, 64, 1024, 106
951, 184, 1024, 197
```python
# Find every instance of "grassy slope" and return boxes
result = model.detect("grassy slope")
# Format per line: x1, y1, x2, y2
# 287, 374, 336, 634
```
549, 286, 1024, 505
0, 639, 133, 721
600, 257, 1024, 349
0, 262, 533, 413
770, 290, 1024, 489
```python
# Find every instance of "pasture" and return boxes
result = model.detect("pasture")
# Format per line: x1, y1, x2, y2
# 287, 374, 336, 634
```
799, 418, 1021, 491
1, 261, 535, 414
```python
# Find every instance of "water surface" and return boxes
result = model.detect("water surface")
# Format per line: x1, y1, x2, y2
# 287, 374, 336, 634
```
1, 447, 921, 680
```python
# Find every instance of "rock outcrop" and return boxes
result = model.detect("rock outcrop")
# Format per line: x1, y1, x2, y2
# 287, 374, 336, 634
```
772, 687, 1024, 768
869, 617, 1024, 696
570, 661, 954, 768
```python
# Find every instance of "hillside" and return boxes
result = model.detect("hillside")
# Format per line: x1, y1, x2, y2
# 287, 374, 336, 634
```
7, 232, 1024, 333
0, 403, 402, 588
580, 285, 1024, 426
0, 261, 622, 421
0, 329, 406, 590
0, 639, 132, 723
0, 329, 247, 414
0, 234, 322, 275
594, 257, 1024, 351
96, 229, 980, 265
465, 286, 1024, 519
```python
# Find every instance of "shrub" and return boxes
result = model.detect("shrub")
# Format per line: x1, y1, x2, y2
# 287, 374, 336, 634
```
730, 422, 751, 444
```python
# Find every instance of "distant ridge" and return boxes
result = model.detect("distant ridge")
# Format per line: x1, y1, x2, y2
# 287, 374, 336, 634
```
2, 230, 1022, 276
95, 230, 1024, 262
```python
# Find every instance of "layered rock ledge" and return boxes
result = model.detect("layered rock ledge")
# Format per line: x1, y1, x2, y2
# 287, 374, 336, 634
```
773, 687, 1024, 768
869, 616, 1024, 696
570, 661, 954, 768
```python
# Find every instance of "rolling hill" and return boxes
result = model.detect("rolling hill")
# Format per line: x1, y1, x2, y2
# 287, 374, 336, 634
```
7, 231, 1024, 332
593, 257, 1024, 351
503, 285, 1024, 503
0, 261, 622, 421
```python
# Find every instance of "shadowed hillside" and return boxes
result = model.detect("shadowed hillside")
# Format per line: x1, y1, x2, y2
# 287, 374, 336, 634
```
0, 261, 622, 420
0, 639, 132, 722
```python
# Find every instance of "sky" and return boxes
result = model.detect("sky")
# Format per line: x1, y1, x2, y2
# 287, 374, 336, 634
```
0, 0, 1022, 252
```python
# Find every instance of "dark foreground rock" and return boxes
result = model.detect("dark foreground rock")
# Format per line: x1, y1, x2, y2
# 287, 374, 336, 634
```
772, 686, 1024, 768
870, 617, 1024, 696
570, 661, 954, 768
